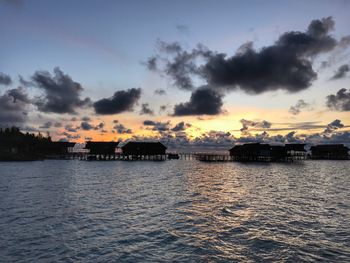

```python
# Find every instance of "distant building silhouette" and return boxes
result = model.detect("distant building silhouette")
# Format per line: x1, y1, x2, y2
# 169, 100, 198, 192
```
121, 141, 167, 160
122, 141, 166, 155
230, 143, 271, 161
310, 144, 349, 160
85, 141, 119, 155
229, 143, 306, 162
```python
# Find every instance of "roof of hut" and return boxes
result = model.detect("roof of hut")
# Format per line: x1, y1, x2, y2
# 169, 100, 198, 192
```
84, 141, 119, 149
229, 143, 270, 152
122, 141, 167, 151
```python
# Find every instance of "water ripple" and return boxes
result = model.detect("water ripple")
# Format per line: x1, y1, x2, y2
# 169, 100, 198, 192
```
0, 160, 350, 262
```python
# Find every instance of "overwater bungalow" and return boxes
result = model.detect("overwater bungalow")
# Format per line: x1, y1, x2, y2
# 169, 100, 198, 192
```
121, 141, 167, 160
229, 143, 306, 162
310, 144, 349, 160
229, 143, 271, 162
85, 141, 119, 160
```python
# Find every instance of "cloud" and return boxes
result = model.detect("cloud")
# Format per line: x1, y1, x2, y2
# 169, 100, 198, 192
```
81, 116, 91, 122
176, 24, 190, 35
80, 121, 94, 131
146, 57, 158, 71
0, 87, 30, 126
95, 122, 104, 130
159, 105, 168, 113
59, 132, 81, 141
31, 67, 91, 114
147, 41, 212, 90
113, 121, 132, 134
0, 72, 12, 86
171, 121, 191, 132
289, 100, 311, 115
324, 119, 344, 134
240, 119, 272, 135
39, 121, 53, 129
320, 36, 350, 69
143, 120, 171, 132
93, 88, 141, 114
149, 17, 347, 95
143, 120, 156, 126
201, 17, 339, 94
154, 89, 166, 95
173, 87, 224, 116
140, 103, 154, 115
19, 75, 33, 87
38, 121, 61, 129
326, 88, 350, 111
330, 64, 349, 80
65, 124, 78, 132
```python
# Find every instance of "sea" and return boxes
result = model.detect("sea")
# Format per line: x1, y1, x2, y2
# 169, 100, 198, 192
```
0, 160, 349, 262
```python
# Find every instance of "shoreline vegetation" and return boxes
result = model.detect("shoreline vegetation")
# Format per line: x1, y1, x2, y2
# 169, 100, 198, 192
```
0, 127, 349, 162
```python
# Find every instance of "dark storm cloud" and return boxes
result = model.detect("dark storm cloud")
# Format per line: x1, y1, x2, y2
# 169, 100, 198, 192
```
0, 72, 12, 86
113, 121, 132, 134
93, 88, 141, 115
149, 17, 347, 95
154, 89, 166, 95
324, 119, 344, 134
326, 88, 350, 111
140, 103, 154, 115
31, 67, 91, 114
330, 64, 349, 80
201, 17, 339, 94
289, 100, 311, 115
173, 88, 223, 116
0, 87, 30, 125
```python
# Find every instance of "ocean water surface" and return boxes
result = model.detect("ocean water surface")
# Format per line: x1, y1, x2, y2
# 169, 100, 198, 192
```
0, 160, 349, 262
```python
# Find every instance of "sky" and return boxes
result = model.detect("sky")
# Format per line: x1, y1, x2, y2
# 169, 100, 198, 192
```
1, 0, 350, 150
